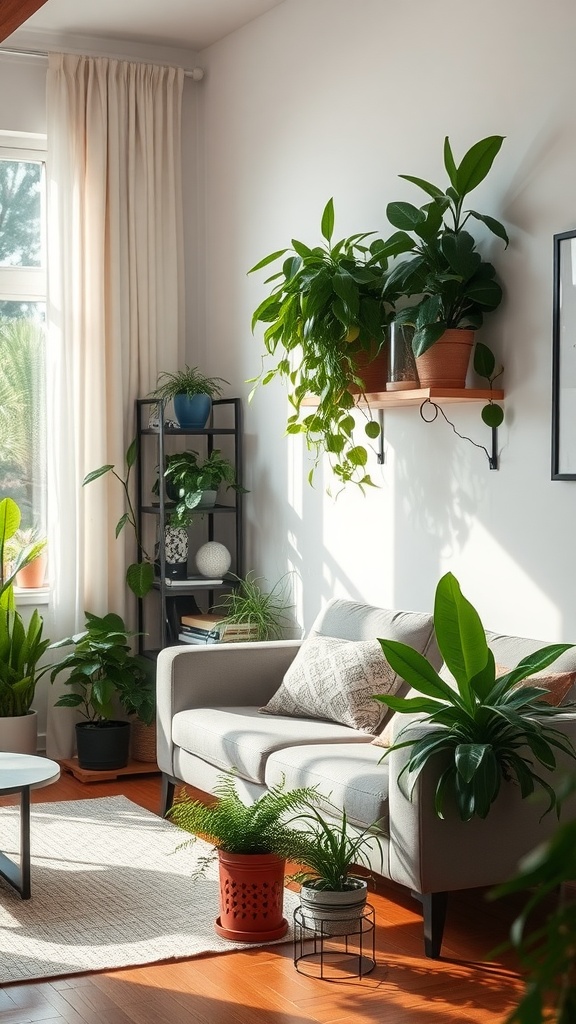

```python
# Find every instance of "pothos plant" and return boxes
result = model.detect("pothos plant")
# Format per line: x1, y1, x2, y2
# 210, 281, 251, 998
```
83, 440, 155, 598
248, 198, 405, 490
375, 572, 576, 822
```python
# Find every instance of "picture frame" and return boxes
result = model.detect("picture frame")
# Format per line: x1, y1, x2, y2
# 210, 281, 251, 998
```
552, 229, 576, 479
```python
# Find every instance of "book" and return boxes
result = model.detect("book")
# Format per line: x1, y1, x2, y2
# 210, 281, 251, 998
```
178, 632, 220, 645
181, 613, 225, 630
179, 615, 260, 644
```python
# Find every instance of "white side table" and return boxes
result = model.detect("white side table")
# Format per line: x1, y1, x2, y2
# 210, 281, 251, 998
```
0, 752, 60, 898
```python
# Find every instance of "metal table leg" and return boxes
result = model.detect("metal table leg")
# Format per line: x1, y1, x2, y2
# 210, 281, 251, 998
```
0, 786, 32, 899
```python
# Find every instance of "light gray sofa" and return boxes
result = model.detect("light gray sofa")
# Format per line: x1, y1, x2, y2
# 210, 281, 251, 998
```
156, 597, 576, 957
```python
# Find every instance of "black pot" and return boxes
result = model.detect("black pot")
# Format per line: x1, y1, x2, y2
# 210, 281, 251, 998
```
76, 720, 131, 771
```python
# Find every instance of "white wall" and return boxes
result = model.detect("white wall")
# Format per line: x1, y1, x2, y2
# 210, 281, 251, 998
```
196, 0, 576, 642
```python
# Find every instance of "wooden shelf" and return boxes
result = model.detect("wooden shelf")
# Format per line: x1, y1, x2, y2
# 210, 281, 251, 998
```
301, 387, 504, 409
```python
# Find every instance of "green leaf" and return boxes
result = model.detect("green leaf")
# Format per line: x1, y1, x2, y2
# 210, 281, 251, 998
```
398, 174, 446, 200
365, 420, 381, 440
126, 438, 138, 468
443, 137, 458, 190
115, 513, 130, 538
481, 403, 504, 428
441, 231, 481, 280
465, 275, 502, 309
378, 638, 462, 703
386, 202, 426, 232
332, 270, 359, 317
291, 239, 313, 259
248, 249, 288, 274
126, 561, 154, 598
83, 465, 114, 486
321, 198, 334, 244
467, 210, 509, 247
473, 341, 496, 379
347, 446, 368, 467
412, 322, 446, 357
454, 136, 504, 198
434, 572, 488, 705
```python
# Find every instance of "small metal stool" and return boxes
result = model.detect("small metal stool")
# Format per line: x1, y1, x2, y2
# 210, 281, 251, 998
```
293, 903, 376, 979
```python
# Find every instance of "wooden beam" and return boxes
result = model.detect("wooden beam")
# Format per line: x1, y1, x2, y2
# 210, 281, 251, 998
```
0, 0, 50, 44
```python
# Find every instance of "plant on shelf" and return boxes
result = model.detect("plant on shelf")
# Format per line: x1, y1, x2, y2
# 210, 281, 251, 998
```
149, 365, 229, 429
283, 802, 384, 934
214, 571, 292, 641
0, 497, 51, 753
49, 611, 150, 771
7, 526, 47, 588
166, 774, 319, 941
0, 497, 47, 607
385, 135, 508, 415
154, 449, 245, 527
375, 572, 576, 822
84, 439, 155, 598
248, 198, 405, 489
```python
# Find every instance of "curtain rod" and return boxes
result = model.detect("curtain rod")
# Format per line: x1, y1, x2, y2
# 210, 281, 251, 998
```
0, 45, 204, 79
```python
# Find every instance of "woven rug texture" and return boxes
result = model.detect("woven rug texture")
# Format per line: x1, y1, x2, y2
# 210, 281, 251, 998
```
0, 795, 298, 984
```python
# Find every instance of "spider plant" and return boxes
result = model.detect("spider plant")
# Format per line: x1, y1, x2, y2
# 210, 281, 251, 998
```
149, 366, 228, 402
284, 803, 383, 891
375, 572, 576, 822
214, 571, 292, 641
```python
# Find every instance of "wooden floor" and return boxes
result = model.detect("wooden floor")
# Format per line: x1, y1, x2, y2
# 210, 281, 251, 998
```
0, 772, 531, 1023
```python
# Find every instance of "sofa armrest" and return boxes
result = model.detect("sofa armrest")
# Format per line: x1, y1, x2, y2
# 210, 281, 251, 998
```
386, 713, 576, 895
156, 639, 302, 776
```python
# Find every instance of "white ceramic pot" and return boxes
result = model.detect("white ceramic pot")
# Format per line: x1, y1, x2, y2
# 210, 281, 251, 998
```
299, 878, 368, 936
0, 709, 38, 754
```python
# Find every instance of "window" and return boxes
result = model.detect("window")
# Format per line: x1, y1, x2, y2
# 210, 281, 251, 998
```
0, 132, 47, 534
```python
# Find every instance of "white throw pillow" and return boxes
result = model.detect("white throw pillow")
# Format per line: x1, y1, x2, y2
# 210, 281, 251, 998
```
260, 634, 402, 734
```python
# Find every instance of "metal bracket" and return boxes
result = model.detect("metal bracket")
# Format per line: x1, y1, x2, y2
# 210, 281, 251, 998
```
377, 410, 385, 464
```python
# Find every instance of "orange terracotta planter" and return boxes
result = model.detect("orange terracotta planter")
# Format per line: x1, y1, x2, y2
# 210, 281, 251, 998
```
415, 329, 475, 389
15, 552, 48, 589
214, 850, 288, 942
348, 344, 387, 395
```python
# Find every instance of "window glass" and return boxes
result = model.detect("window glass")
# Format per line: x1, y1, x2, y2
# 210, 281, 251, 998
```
0, 147, 46, 537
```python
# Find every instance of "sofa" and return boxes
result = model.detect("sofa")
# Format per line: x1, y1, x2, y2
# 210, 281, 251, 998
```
156, 597, 576, 957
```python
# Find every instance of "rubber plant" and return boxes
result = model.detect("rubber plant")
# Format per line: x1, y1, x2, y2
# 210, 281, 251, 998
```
375, 572, 576, 822
248, 198, 406, 490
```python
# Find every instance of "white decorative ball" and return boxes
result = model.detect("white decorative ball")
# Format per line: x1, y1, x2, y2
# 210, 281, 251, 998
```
195, 541, 231, 578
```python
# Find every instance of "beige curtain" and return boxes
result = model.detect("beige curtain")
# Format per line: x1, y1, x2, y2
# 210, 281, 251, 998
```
44, 54, 185, 758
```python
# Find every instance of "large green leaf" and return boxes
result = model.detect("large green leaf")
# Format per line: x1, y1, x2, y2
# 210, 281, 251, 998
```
378, 637, 463, 704
467, 210, 509, 247
441, 231, 481, 280
321, 198, 335, 244
398, 174, 446, 200
454, 136, 505, 198
433, 572, 488, 705
248, 248, 288, 274
443, 137, 458, 190
473, 341, 496, 379
412, 321, 447, 357
386, 202, 426, 232
465, 275, 502, 309
126, 560, 154, 598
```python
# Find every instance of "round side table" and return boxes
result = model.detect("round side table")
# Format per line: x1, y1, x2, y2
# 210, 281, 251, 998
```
0, 752, 60, 899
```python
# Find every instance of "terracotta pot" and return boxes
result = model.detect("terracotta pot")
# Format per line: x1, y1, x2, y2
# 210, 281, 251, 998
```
16, 553, 47, 589
415, 329, 475, 389
214, 850, 288, 942
348, 345, 387, 395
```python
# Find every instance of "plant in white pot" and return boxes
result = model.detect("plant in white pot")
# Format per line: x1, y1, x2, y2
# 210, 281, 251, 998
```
283, 803, 384, 936
49, 611, 149, 771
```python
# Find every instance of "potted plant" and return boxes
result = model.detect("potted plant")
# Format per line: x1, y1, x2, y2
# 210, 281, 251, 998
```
283, 803, 384, 935
0, 497, 51, 753
9, 526, 47, 589
213, 571, 292, 641
149, 365, 229, 428
375, 572, 576, 822
385, 135, 508, 403
166, 774, 319, 942
156, 449, 244, 525
248, 198, 402, 489
49, 611, 149, 771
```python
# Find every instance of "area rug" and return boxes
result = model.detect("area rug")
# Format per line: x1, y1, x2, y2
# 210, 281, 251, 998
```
0, 795, 299, 985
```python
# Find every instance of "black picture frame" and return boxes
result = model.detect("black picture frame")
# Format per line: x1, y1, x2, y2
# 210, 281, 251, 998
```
552, 229, 576, 479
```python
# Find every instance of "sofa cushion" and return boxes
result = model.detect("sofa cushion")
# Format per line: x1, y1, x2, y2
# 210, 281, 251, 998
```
171, 706, 372, 784
264, 742, 389, 833
260, 635, 399, 734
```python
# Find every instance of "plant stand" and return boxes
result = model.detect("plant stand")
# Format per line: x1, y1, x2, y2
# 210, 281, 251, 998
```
293, 904, 376, 979
59, 757, 160, 784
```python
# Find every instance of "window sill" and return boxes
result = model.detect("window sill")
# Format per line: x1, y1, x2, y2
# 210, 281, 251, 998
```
14, 586, 50, 606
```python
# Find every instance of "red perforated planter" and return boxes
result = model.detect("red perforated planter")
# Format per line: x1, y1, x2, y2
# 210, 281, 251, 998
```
214, 850, 288, 942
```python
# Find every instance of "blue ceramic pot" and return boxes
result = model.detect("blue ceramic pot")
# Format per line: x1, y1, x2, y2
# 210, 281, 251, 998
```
173, 393, 211, 429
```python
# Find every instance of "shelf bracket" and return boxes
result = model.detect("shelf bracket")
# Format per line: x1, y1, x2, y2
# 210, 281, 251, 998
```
377, 410, 385, 464
489, 426, 499, 471
420, 400, 500, 471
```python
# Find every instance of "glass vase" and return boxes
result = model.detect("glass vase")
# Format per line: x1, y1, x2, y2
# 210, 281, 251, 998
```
387, 323, 418, 391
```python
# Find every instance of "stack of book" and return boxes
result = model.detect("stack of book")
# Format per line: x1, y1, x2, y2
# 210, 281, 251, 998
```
178, 613, 259, 645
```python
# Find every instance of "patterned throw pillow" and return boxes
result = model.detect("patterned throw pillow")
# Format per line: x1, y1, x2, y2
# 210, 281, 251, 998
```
260, 634, 401, 734
496, 664, 576, 706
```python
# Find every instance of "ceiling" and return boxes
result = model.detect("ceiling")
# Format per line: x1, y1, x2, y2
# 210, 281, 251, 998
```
4, 0, 286, 53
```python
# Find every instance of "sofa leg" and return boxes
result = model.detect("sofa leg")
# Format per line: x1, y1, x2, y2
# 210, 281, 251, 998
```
412, 891, 448, 958
160, 773, 176, 817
